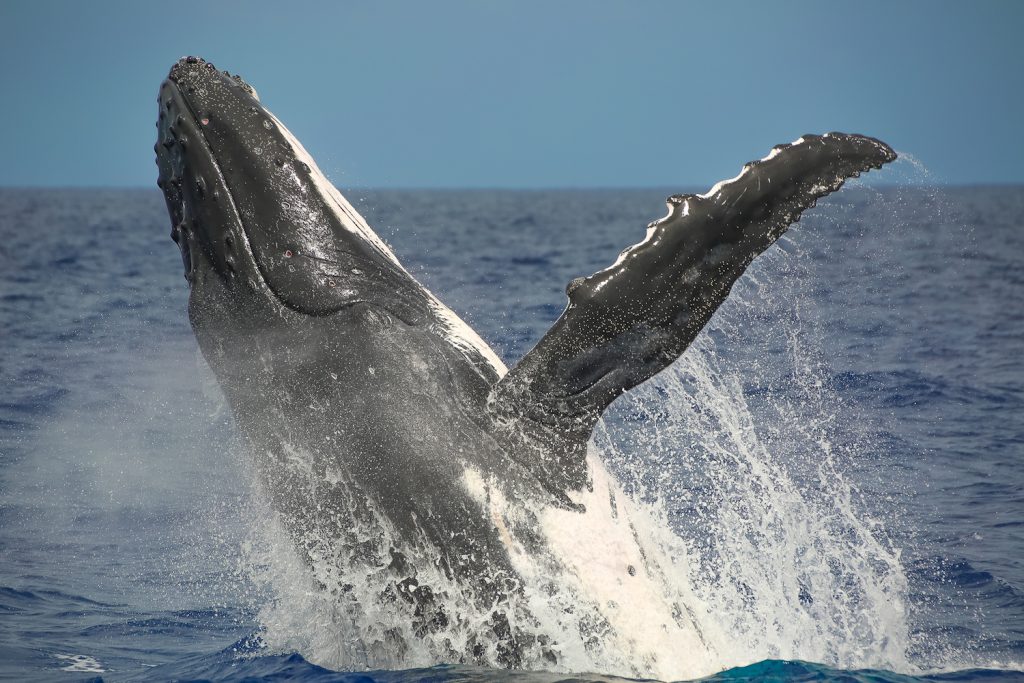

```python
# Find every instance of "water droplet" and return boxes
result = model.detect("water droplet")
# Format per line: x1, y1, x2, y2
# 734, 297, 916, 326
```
350, 268, 363, 276
368, 367, 376, 376
327, 279, 336, 287
284, 250, 293, 258
263, 120, 272, 130
254, 147, 263, 156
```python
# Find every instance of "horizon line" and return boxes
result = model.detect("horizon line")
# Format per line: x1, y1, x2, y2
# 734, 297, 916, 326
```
0, 182, 1019, 192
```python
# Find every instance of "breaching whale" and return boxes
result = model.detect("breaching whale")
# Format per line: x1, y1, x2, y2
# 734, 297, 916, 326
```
155, 56, 896, 675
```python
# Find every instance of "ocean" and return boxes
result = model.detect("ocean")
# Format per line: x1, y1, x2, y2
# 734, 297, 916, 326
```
0, 183, 1021, 681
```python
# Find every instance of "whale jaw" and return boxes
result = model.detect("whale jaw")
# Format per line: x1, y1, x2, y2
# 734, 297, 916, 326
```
155, 57, 422, 321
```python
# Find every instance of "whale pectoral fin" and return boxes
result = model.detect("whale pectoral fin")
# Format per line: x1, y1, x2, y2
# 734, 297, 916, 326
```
491, 133, 895, 491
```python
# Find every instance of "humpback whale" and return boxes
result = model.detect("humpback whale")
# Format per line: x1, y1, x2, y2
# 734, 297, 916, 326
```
155, 56, 896, 675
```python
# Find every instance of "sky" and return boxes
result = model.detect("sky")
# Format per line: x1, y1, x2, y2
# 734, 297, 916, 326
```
0, 0, 1021, 188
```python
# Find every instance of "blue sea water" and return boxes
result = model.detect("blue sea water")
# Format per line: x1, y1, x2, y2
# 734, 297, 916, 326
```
0, 184, 1021, 681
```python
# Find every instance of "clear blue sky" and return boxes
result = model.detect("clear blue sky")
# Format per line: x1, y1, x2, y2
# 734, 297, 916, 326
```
1, 0, 1021, 187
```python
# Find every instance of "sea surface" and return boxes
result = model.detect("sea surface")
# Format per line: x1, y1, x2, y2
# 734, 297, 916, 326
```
0, 183, 1022, 682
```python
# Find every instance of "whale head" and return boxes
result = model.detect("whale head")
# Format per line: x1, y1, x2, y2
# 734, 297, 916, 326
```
155, 56, 424, 325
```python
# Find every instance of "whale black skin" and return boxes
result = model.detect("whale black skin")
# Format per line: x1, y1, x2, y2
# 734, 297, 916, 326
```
155, 56, 896, 664
155, 57, 530, 591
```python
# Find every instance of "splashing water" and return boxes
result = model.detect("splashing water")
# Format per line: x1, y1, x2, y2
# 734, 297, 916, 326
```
596, 348, 911, 673
594, 176, 921, 674
3, 179, 1021, 682
234, 181, 922, 680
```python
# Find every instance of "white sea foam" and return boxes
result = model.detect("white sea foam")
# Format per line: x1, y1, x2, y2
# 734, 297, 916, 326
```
238, 181, 915, 679
244, 329, 912, 679
595, 349, 911, 673
55, 654, 105, 673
